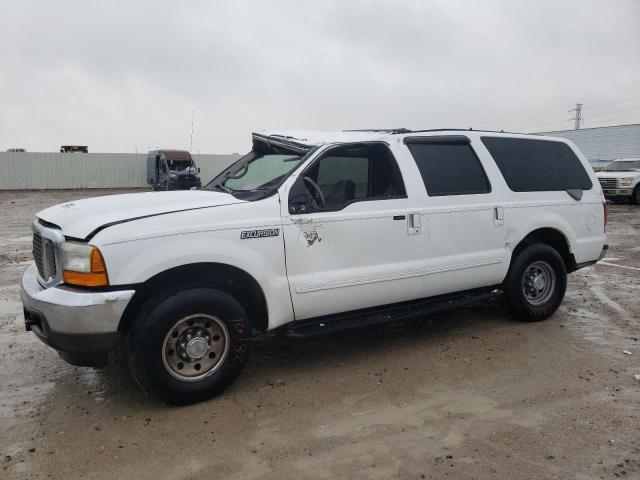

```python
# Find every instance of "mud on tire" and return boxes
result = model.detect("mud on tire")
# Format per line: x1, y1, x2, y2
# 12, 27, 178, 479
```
503, 244, 567, 322
127, 287, 251, 405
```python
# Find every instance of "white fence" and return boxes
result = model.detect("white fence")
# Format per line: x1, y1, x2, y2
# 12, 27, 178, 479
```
0, 152, 240, 190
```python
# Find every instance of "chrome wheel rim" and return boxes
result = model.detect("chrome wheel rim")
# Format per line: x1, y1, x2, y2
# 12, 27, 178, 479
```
521, 260, 556, 306
162, 314, 230, 382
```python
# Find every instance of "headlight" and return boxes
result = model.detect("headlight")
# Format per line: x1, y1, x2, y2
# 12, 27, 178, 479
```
61, 241, 109, 287
620, 177, 634, 186
169, 173, 178, 179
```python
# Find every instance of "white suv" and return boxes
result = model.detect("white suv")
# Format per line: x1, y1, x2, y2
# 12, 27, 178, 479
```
596, 158, 640, 204
21, 129, 607, 404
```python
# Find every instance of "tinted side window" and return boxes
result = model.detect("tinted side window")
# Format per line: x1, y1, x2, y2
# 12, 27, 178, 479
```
316, 156, 370, 199
406, 141, 491, 196
288, 143, 406, 213
481, 137, 593, 191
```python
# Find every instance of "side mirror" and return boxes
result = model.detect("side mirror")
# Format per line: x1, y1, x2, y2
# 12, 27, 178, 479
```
197, 167, 201, 173
288, 177, 317, 214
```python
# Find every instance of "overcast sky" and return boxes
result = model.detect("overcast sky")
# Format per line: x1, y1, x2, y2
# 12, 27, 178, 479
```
1, 0, 639, 153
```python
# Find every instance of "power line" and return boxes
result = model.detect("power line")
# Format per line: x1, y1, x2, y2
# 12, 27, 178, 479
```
497, 109, 570, 126
509, 115, 575, 132
190, 107, 196, 151
584, 105, 640, 119
584, 95, 640, 110
506, 105, 640, 132
584, 115, 640, 128
520, 121, 573, 132
568, 103, 583, 130
526, 114, 640, 133
497, 96, 640, 128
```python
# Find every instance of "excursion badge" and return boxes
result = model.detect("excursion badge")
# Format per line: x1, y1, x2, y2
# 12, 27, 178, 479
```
240, 228, 280, 239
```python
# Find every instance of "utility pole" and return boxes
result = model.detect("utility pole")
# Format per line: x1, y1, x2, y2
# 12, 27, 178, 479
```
568, 103, 583, 130
190, 107, 196, 151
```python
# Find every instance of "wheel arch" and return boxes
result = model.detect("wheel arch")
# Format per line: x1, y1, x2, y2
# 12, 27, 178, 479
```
509, 227, 577, 273
118, 262, 269, 333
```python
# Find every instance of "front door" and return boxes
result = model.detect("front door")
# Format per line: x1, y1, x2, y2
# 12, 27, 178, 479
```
281, 143, 428, 320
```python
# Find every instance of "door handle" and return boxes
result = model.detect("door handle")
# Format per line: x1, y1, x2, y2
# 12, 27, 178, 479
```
393, 215, 406, 220
494, 207, 504, 226
408, 213, 422, 235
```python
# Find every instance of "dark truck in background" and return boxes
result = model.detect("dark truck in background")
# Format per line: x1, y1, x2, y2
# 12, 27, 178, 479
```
147, 149, 202, 190
60, 145, 88, 153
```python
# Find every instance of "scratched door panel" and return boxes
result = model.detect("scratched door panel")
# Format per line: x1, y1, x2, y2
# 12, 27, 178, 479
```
281, 198, 427, 320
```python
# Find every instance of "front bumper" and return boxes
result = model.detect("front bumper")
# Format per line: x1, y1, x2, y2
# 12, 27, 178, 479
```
602, 188, 633, 199
20, 263, 135, 366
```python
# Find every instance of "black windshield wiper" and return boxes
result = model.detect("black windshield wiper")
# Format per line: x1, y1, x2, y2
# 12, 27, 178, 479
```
212, 183, 233, 193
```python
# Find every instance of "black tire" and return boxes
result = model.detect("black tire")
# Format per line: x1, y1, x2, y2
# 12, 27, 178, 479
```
632, 186, 640, 205
127, 287, 251, 405
503, 244, 567, 322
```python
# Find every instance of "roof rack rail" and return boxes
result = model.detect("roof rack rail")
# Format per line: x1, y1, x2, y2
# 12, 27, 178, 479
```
405, 128, 523, 135
343, 127, 525, 135
343, 128, 412, 134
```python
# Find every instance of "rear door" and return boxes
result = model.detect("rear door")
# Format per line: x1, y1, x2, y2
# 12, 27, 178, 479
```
402, 135, 508, 297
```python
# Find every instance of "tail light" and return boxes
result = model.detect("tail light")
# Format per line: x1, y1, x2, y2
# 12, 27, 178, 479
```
603, 202, 608, 232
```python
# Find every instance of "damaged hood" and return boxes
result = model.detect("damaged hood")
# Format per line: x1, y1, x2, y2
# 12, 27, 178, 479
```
37, 190, 245, 239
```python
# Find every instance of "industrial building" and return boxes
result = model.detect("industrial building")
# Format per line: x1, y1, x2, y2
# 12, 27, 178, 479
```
0, 152, 239, 190
538, 123, 640, 169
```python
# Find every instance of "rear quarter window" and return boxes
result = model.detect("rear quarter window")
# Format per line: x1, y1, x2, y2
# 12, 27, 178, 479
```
481, 137, 592, 192
405, 138, 491, 196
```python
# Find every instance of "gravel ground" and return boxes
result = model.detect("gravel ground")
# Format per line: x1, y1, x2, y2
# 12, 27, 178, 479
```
0, 189, 638, 480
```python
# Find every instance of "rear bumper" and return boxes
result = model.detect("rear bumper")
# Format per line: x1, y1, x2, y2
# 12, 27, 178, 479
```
574, 244, 608, 271
20, 263, 134, 366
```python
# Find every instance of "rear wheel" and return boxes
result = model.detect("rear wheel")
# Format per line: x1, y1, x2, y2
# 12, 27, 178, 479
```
128, 287, 251, 405
503, 244, 567, 321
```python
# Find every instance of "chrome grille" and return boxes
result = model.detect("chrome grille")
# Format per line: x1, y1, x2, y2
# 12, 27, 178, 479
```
598, 178, 617, 189
32, 231, 45, 277
32, 231, 57, 281
31, 220, 64, 286
44, 238, 56, 278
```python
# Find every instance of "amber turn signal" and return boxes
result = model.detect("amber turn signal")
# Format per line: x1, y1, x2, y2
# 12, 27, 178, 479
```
63, 247, 109, 287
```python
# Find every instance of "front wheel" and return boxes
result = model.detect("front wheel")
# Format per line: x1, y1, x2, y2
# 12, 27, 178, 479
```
503, 244, 567, 322
128, 288, 251, 405
632, 186, 640, 205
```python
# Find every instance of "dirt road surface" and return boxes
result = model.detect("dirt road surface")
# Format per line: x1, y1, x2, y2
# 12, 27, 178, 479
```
1, 190, 638, 479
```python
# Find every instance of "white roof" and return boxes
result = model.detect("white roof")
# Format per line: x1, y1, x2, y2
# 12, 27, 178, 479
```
253, 130, 395, 147
252, 129, 556, 148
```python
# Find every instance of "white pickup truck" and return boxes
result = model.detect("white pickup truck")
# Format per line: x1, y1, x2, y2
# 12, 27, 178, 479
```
596, 158, 640, 204
21, 129, 607, 404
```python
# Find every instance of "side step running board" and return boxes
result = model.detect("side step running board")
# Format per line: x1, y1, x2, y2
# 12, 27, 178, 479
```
284, 288, 499, 339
